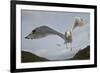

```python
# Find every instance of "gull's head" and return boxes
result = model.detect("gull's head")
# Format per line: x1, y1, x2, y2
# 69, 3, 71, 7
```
65, 31, 72, 43
25, 27, 43, 39
25, 26, 50, 39
25, 29, 37, 39
65, 31, 72, 38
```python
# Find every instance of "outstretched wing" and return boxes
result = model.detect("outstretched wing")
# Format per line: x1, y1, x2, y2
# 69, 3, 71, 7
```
72, 17, 86, 31
25, 26, 66, 41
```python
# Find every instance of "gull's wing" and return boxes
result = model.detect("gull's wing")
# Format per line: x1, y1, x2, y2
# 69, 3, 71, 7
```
72, 17, 86, 31
25, 26, 66, 42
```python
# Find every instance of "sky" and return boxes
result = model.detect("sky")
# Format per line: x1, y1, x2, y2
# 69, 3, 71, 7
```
21, 9, 90, 60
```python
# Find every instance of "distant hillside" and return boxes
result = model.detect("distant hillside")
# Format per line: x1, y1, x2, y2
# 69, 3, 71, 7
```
21, 51, 49, 63
70, 46, 90, 60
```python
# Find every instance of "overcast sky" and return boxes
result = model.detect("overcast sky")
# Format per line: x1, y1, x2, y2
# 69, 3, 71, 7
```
21, 10, 90, 60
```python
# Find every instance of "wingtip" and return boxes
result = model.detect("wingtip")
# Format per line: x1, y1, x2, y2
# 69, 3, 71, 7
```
25, 36, 29, 39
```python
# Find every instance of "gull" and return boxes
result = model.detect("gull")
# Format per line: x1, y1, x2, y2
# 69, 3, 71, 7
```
25, 17, 86, 51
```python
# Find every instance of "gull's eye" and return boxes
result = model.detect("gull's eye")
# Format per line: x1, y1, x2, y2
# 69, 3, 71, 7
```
32, 30, 36, 33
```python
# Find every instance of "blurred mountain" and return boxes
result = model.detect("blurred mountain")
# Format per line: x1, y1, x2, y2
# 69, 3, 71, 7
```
21, 51, 49, 63
71, 46, 90, 60
21, 45, 90, 63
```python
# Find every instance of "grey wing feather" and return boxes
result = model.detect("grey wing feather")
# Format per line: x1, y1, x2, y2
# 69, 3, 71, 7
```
25, 26, 67, 43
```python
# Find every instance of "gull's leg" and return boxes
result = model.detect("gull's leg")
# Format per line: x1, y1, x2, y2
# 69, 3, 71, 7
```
66, 43, 68, 49
70, 43, 72, 51
66, 43, 72, 51
69, 43, 72, 51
